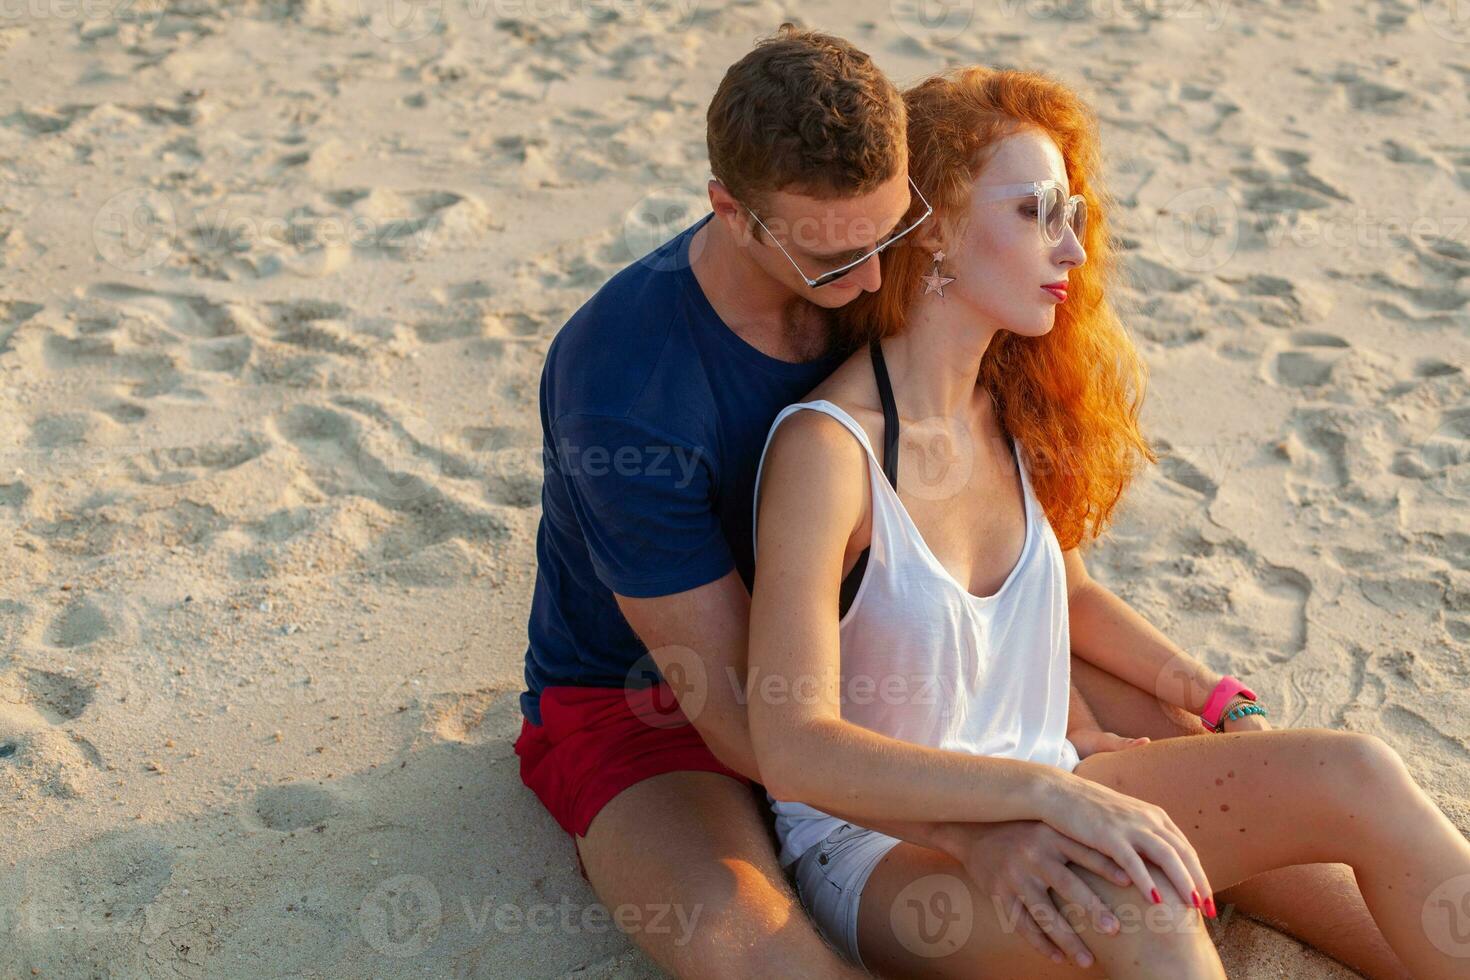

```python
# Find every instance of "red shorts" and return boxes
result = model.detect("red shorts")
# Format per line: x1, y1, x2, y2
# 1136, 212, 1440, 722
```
514, 680, 752, 882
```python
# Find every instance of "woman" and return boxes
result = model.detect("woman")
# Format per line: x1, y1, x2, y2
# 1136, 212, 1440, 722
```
747, 66, 1470, 979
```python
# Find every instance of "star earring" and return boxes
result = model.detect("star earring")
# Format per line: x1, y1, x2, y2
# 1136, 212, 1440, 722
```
921, 249, 956, 297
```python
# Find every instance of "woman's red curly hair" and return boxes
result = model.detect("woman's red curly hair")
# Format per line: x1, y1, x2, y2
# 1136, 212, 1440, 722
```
837, 65, 1158, 551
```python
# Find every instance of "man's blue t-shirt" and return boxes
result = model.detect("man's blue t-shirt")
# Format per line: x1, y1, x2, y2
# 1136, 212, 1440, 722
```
520, 213, 848, 726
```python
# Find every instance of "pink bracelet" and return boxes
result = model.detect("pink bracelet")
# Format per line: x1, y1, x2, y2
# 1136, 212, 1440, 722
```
1201, 675, 1257, 733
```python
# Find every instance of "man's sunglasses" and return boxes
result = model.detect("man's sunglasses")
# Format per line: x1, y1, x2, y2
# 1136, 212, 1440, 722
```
741, 176, 934, 288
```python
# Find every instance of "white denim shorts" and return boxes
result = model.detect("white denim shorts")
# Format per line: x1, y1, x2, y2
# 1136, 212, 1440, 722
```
789, 822, 904, 974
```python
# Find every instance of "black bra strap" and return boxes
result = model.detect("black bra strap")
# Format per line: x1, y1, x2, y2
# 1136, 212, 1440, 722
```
837, 338, 899, 617
870, 337, 900, 491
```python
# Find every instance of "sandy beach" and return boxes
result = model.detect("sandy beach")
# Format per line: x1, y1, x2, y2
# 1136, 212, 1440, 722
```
0, 0, 1466, 975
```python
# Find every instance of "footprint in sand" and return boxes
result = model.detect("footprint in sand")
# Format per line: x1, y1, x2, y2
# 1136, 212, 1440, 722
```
87, 282, 246, 340
1277, 407, 1356, 491
1369, 300, 1463, 330
1381, 138, 1438, 166
26, 412, 96, 450
1393, 408, 1470, 501
207, 881, 354, 975
21, 668, 95, 723
0, 600, 26, 648
418, 686, 519, 751
51, 287, 266, 394
273, 403, 510, 566
414, 308, 546, 345
1362, 271, 1467, 315
41, 331, 180, 397
0, 480, 30, 511
189, 334, 254, 373
1363, 234, 1470, 326
98, 399, 148, 423
1151, 436, 1220, 500
1335, 74, 1412, 113
1217, 272, 1333, 329
1142, 533, 1312, 674
1230, 147, 1352, 239
1275, 404, 1414, 516
266, 300, 370, 357
1411, 359, 1463, 380
1226, 564, 1312, 665
0, 669, 104, 799
292, 186, 500, 268
0, 104, 92, 136
1266, 331, 1352, 389
8, 832, 176, 940
242, 782, 346, 833
454, 425, 542, 509
0, 298, 42, 354
44, 597, 110, 649
124, 432, 271, 487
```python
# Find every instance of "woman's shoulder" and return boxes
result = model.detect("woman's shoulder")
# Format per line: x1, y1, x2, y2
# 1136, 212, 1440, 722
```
766, 402, 869, 469
756, 403, 873, 559
759, 391, 876, 507
799, 352, 887, 451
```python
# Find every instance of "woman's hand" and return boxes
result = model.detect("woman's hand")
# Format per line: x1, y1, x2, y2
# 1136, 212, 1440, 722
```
1043, 772, 1214, 915
1069, 728, 1151, 759
947, 820, 1131, 969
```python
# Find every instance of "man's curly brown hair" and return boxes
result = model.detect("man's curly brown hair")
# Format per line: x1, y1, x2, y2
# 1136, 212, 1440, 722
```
706, 24, 906, 217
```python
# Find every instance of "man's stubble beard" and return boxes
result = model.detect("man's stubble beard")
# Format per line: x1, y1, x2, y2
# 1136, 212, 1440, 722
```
780, 293, 858, 362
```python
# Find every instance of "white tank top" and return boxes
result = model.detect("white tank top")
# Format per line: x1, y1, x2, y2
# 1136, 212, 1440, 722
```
751, 399, 1081, 869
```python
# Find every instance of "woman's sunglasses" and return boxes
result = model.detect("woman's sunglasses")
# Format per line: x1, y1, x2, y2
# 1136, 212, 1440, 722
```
741, 176, 934, 288
976, 179, 1087, 247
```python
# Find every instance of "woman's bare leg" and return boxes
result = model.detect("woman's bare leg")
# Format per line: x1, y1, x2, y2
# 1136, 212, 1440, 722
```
853, 728, 1470, 979
857, 841, 1223, 979
1217, 866, 1404, 978
1071, 655, 1411, 979
1071, 728, 1470, 979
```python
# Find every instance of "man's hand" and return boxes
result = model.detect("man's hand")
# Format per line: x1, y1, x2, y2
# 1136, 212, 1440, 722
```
948, 820, 1130, 968
1068, 727, 1151, 759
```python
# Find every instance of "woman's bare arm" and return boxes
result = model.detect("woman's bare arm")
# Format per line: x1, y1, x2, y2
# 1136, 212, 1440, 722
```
615, 568, 972, 857
748, 410, 1075, 825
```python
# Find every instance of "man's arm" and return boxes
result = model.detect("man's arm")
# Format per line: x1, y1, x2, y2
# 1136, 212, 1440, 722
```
616, 571, 968, 857
1066, 679, 1102, 738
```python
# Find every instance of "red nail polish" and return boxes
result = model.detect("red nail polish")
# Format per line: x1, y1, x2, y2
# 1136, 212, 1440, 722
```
1204, 898, 1217, 918
1151, 888, 1161, 904
1191, 890, 1200, 908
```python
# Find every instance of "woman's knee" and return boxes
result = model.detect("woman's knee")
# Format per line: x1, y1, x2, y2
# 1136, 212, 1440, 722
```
1071, 866, 1204, 937
1343, 731, 1408, 776
1315, 731, 1411, 799
1069, 866, 1220, 974
1275, 730, 1415, 843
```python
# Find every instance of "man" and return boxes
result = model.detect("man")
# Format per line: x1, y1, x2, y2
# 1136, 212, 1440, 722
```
514, 24, 1401, 980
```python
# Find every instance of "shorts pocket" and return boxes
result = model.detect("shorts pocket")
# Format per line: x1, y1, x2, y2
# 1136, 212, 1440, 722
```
810, 823, 865, 881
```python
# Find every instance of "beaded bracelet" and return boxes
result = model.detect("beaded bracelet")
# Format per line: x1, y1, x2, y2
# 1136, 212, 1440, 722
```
1222, 701, 1267, 726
